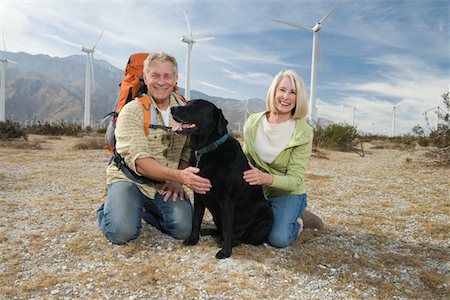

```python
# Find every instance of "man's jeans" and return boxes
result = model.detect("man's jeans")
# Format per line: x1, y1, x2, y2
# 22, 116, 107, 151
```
97, 181, 193, 244
267, 193, 307, 248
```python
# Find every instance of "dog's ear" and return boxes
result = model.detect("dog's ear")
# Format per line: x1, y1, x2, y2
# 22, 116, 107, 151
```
217, 109, 228, 136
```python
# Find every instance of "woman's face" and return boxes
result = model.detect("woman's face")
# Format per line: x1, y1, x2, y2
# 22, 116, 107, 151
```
273, 76, 296, 115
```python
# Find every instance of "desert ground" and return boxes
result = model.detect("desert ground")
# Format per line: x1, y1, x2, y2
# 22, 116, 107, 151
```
0, 134, 448, 299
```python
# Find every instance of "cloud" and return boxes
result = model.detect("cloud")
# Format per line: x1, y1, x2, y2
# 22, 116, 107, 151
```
223, 69, 273, 86
197, 80, 238, 94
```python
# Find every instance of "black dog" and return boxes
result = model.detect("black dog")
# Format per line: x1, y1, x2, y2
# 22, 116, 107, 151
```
171, 99, 273, 259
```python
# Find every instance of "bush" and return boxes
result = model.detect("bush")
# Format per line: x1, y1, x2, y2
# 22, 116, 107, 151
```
26, 120, 82, 136
0, 121, 27, 140
313, 123, 357, 151
428, 124, 450, 148
73, 137, 105, 150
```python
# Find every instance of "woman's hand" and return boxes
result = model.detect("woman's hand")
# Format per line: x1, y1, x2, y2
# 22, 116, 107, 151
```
159, 181, 187, 202
243, 163, 273, 186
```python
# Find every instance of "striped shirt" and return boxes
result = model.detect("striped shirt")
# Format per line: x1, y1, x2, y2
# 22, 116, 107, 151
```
106, 94, 191, 199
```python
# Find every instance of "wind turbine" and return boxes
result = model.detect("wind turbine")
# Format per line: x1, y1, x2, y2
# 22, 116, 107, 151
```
0, 7, 17, 122
81, 29, 104, 128
424, 106, 439, 130
244, 98, 251, 124
181, 10, 214, 101
351, 106, 356, 127
391, 102, 403, 137
271, 0, 340, 126
423, 96, 448, 131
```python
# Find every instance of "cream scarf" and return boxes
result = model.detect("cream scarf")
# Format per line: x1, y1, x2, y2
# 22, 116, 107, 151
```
255, 116, 295, 164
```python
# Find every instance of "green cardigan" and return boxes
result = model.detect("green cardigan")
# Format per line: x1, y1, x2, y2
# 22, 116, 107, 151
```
243, 112, 313, 198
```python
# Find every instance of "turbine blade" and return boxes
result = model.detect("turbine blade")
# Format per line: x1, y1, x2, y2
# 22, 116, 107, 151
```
270, 18, 313, 32
195, 37, 215, 43
1, 4, 5, 55
319, 0, 340, 25
183, 9, 193, 39
92, 28, 105, 50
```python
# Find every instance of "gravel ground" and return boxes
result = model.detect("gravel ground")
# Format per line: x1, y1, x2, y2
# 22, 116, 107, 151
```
0, 135, 448, 299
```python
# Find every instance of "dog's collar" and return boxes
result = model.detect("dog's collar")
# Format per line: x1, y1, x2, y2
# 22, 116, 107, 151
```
194, 133, 230, 167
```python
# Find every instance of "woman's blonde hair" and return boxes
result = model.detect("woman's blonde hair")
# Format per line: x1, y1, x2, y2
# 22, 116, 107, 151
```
266, 69, 309, 119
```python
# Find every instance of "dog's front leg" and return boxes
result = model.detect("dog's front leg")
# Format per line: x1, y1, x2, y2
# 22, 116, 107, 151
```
183, 196, 205, 246
216, 198, 234, 259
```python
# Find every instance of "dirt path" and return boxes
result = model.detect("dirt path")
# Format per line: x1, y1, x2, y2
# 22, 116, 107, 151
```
0, 137, 448, 299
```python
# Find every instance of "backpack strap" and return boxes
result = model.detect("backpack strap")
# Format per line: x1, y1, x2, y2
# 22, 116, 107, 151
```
137, 93, 186, 135
137, 94, 155, 136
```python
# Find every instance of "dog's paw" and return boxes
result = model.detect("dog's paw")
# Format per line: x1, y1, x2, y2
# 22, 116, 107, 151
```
183, 236, 199, 246
215, 249, 231, 259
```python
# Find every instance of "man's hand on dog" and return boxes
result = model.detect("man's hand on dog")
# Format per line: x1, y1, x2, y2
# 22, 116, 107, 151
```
159, 181, 187, 202
178, 167, 212, 194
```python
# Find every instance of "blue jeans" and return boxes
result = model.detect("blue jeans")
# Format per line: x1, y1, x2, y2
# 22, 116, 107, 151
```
97, 181, 193, 244
267, 193, 307, 248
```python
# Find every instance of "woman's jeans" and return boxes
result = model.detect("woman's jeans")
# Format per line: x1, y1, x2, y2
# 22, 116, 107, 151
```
97, 181, 193, 244
267, 193, 307, 248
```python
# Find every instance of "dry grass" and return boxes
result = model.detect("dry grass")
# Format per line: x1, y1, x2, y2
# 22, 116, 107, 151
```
0, 135, 448, 299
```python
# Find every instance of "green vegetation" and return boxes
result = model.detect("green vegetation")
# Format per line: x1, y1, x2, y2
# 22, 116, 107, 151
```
313, 123, 357, 151
26, 120, 83, 136
0, 121, 27, 140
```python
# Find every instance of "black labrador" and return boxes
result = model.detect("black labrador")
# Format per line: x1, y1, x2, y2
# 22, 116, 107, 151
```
171, 99, 273, 259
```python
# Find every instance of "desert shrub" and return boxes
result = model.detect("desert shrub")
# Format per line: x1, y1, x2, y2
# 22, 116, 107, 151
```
73, 137, 105, 150
313, 123, 357, 151
27, 120, 82, 136
417, 136, 430, 147
0, 121, 27, 140
0, 139, 42, 149
428, 124, 450, 148
230, 130, 242, 139
96, 127, 107, 134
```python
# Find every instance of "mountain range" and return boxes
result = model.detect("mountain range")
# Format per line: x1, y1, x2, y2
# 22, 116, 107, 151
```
2, 51, 265, 131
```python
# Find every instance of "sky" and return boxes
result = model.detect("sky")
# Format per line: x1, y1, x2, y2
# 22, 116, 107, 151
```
1, 0, 449, 135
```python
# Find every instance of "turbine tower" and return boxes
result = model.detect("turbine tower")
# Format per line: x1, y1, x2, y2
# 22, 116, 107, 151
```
0, 7, 17, 122
181, 10, 214, 101
271, 0, 340, 126
81, 29, 104, 128
351, 106, 356, 127
391, 102, 403, 137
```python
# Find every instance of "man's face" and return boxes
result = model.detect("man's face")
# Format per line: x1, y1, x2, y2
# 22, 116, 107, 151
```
144, 60, 178, 103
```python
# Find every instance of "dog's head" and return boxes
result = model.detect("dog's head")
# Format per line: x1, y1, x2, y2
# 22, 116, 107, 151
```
171, 99, 228, 149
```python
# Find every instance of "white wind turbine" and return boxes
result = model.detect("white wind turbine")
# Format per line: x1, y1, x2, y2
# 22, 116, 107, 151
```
271, 0, 340, 126
81, 29, 104, 128
181, 10, 214, 101
423, 96, 447, 131
391, 102, 404, 137
351, 106, 356, 127
0, 8, 17, 122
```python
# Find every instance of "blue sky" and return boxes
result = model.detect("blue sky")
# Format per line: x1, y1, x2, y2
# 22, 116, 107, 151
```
1, 0, 449, 135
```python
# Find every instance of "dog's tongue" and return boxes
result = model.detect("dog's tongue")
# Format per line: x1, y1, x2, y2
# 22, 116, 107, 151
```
172, 123, 196, 132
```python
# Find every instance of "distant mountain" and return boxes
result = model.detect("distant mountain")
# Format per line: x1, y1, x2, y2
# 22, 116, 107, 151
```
3, 51, 265, 131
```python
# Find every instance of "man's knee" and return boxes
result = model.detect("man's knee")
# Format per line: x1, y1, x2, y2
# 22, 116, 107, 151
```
103, 223, 141, 245
163, 206, 192, 240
